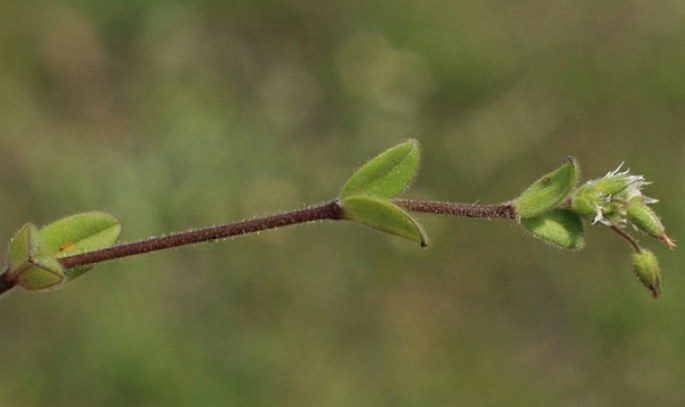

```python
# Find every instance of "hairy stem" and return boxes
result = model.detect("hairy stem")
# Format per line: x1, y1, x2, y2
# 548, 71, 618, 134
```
0, 268, 16, 296
45, 199, 516, 271
58, 200, 345, 269
395, 199, 516, 219
610, 225, 642, 253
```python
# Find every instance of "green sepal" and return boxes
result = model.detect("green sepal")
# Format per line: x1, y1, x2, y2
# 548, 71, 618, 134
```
631, 249, 661, 299
40, 212, 122, 279
340, 139, 420, 199
570, 173, 639, 219
513, 158, 580, 218
341, 195, 428, 247
591, 176, 634, 196
5, 223, 66, 291
570, 186, 600, 218
627, 201, 676, 250
520, 209, 585, 250
626, 200, 664, 237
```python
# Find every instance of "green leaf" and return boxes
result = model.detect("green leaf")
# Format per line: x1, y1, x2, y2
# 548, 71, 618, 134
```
5, 223, 66, 291
40, 212, 122, 279
340, 139, 420, 199
341, 195, 428, 246
20, 254, 66, 291
513, 157, 580, 218
520, 209, 585, 250
40, 212, 121, 256
7, 223, 33, 274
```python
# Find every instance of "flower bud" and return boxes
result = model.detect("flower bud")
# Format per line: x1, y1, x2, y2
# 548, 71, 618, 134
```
569, 163, 658, 228
570, 186, 601, 218
626, 200, 676, 249
631, 249, 661, 299
520, 209, 585, 250
591, 163, 648, 197
627, 200, 663, 235
513, 157, 580, 218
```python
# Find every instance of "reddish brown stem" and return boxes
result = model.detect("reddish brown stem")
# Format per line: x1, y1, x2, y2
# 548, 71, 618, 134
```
0, 268, 16, 295
56, 199, 515, 269
610, 225, 641, 253
58, 200, 345, 269
394, 199, 516, 219
0, 198, 520, 297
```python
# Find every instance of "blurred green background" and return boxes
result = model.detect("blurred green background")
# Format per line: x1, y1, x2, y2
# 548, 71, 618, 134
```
1, 1, 685, 405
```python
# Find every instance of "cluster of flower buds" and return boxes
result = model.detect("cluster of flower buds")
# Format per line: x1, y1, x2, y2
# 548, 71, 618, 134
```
0, 212, 121, 293
513, 159, 675, 298
571, 164, 675, 249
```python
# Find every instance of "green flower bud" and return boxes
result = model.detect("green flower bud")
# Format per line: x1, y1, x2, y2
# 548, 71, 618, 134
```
631, 249, 661, 299
569, 163, 659, 228
513, 157, 580, 218
627, 200, 663, 236
570, 186, 601, 218
520, 209, 585, 250
589, 163, 648, 197
626, 200, 676, 249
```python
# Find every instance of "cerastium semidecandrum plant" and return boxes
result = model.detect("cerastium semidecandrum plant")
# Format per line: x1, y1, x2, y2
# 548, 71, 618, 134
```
0, 140, 675, 298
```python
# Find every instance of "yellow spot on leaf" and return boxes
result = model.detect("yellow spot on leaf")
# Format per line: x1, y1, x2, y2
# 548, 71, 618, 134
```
59, 243, 75, 253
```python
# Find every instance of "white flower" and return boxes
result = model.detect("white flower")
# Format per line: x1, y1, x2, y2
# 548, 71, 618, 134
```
584, 163, 656, 226
603, 163, 656, 203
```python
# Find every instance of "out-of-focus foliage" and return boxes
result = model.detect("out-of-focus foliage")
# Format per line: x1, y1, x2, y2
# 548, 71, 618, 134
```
1, 1, 685, 405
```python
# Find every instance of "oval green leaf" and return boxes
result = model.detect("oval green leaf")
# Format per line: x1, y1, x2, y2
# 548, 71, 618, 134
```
520, 209, 585, 250
41, 212, 121, 256
340, 139, 420, 199
7, 223, 33, 274
341, 195, 427, 246
40, 212, 122, 279
513, 157, 580, 218
18, 255, 66, 291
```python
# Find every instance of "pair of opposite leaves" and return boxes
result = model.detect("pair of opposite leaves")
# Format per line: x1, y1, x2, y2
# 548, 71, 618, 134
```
513, 158, 585, 250
4, 214, 121, 290
338, 139, 427, 247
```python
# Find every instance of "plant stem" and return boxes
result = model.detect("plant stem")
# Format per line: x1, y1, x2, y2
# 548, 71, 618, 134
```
50, 199, 514, 270
395, 199, 516, 219
58, 200, 345, 269
0, 198, 518, 295
0, 268, 16, 295
610, 225, 642, 253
